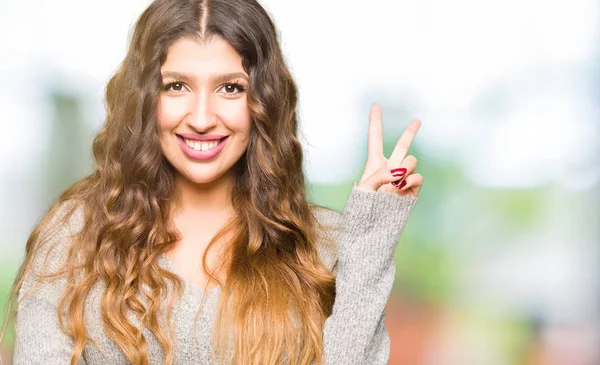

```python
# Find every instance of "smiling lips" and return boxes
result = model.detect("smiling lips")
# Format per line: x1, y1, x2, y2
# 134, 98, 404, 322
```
183, 138, 221, 151
176, 133, 229, 160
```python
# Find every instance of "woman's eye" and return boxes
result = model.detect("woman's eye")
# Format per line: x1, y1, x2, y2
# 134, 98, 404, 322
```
164, 82, 186, 92
220, 83, 247, 96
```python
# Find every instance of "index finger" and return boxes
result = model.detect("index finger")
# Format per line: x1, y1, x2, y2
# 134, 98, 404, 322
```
367, 103, 384, 159
389, 119, 421, 166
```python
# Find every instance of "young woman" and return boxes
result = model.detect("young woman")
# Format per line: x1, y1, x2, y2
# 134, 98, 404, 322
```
2, 0, 423, 364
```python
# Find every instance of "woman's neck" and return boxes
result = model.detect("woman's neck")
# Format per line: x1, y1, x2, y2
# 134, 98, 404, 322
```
171, 169, 236, 218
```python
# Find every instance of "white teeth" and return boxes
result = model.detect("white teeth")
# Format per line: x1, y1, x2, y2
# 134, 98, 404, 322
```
183, 138, 220, 151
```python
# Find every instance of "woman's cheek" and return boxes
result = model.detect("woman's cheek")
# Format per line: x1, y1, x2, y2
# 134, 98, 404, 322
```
158, 97, 187, 129
224, 98, 251, 129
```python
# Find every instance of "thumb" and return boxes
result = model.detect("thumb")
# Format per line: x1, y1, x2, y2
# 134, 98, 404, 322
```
356, 167, 406, 192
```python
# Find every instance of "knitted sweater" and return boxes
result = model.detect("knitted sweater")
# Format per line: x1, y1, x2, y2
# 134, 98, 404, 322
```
13, 187, 419, 364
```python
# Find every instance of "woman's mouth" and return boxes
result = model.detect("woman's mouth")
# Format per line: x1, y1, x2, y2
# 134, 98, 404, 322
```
181, 137, 224, 151
175, 135, 229, 161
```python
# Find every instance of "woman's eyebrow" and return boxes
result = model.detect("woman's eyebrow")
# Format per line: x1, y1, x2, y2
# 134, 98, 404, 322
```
161, 71, 249, 84
212, 72, 249, 84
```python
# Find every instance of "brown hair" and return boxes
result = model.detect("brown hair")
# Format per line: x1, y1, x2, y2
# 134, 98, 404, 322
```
0, 0, 337, 364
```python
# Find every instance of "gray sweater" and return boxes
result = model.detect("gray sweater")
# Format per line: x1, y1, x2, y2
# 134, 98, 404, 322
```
13, 187, 419, 364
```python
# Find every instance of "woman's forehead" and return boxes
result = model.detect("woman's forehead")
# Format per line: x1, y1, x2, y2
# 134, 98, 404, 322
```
161, 37, 246, 79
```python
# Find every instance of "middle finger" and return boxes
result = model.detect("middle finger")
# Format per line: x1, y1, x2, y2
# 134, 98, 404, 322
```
388, 119, 421, 167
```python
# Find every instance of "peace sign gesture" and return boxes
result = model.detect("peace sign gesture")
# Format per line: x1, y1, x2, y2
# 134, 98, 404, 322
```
356, 103, 423, 197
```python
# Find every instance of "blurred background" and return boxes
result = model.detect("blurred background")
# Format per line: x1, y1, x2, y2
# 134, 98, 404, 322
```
1, 0, 598, 364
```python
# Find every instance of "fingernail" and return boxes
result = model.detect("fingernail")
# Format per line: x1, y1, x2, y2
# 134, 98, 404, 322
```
391, 168, 407, 176
394, 180, 407, 190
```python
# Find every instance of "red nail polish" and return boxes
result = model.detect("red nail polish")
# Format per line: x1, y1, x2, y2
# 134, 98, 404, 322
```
394, 180, 407, 190
391, 168, 407, 175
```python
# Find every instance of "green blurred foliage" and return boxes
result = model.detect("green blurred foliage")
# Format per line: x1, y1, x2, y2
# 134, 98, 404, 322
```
0, 258, 18, 349
45, 90, 95, 206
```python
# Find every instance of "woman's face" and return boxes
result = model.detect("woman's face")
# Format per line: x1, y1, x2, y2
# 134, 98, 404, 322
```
158, 36, 252, 186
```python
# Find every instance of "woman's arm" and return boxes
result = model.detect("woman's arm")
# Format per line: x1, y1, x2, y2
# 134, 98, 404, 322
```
13, 202, 86, 365
322, 186, 418, 364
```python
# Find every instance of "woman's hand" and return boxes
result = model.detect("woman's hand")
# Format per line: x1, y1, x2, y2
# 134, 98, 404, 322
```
355, 103, 423, 197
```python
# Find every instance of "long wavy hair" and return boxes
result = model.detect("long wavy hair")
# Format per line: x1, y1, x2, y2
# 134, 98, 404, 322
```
0, 0, 337, 364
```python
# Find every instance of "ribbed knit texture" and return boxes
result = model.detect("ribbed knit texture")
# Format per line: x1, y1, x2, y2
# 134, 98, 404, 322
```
13, 187, 418, 364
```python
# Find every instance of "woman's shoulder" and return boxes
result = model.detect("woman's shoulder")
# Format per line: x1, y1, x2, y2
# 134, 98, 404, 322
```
28, 199, 86, 276
17, 199, 86, 302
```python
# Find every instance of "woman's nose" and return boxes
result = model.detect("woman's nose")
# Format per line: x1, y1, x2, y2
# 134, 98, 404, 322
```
186, 93, 218, 131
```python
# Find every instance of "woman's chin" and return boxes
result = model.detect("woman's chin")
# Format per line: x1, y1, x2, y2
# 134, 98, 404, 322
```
176, 169, 231, 187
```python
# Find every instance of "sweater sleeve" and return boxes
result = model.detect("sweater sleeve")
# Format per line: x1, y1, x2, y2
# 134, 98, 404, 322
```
322, 186, 419, 365
13, 201, 87, 365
